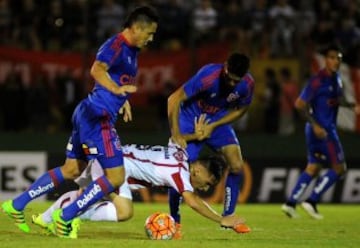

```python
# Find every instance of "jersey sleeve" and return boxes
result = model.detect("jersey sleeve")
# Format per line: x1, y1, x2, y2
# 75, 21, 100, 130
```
236, 74, 255, 107
183, 65, 214, 98
299, 77, 319, 103
168, 169, 193, 194
95, 35, 122, 68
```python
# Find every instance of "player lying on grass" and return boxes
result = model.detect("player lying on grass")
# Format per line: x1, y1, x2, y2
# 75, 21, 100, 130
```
32, 116, 250, 238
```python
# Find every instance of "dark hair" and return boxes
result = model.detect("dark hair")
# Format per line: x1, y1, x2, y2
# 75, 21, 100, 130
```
227, 53, 250, 78
123, 6, 159, 28
322, 43, 342, 56
199, 155, 227, 184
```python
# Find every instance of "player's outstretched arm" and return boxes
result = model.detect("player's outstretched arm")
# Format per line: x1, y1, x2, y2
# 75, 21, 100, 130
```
181, 191, 244, 227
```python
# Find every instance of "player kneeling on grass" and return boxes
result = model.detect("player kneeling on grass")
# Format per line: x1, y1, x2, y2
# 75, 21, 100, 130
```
33, 145, 250, 238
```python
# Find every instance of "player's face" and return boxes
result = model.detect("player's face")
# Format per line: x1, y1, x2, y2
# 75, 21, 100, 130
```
223, 64, 242, 87
133, 22, 158, 48
190, 162, 216, 192
325, 50, 342, 73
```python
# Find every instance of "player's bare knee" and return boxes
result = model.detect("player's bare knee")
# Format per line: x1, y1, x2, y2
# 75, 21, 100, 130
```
117, 211, 133, 221
229, 161, 243, 174
107, 176, 125, 188
61, 161, 82, 179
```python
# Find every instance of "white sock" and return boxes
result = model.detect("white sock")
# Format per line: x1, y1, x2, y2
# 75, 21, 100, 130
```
42, 190, 79, 223
80, 201, 118, 222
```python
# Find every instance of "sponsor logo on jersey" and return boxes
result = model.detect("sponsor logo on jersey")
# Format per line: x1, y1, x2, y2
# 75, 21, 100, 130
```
173, 151, 185, 162
28, 182, 54, 198
226, 92, 240, 102
120, 74, 136, 85
76, 183, 102, 208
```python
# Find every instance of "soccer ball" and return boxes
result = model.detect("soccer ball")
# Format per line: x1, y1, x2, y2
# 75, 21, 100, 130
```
144, 212, 176, 240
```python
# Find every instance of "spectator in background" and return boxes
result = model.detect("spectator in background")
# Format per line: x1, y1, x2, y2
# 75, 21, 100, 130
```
219, 0, 247, 51
0, 72, 27, 131
150, 80, 176, 132
269, 0, 296, 57
0, 0, 12, 45
192, 0, 218, 45
96, 0, 125, 43
279, 67, 298, 135
63, 0, 89, 51
26, 75, 51, 132
12, 0, 41, 50
261, 68, 280, 133
55, 69, 82, 131
245, 0, 270, 58
156, 0, 189, 50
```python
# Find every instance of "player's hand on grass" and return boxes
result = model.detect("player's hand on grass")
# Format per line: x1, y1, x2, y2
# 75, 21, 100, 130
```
220, 214, 245, 228
220, 215, 251, 234
113, 85, 137, 96
119, 100, 132, 122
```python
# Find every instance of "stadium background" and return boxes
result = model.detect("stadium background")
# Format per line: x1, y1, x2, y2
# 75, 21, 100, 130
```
0, 0, 359, 204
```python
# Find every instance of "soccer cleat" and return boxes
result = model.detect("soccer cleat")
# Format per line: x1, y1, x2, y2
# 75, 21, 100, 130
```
173, 223, 182, 240
52, 209, 76, 238
233, 223, 251, 234
69, 218, 81, 239
31, 213, 54, 235
301, 201, 323, 220
1, 200, 30, 233
281, 203, 299, 218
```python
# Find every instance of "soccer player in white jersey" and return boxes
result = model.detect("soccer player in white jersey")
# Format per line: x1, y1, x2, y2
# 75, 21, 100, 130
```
33, 142, 250, 238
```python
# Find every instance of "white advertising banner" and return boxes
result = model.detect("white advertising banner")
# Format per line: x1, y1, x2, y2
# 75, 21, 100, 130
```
0, 152, 47, 201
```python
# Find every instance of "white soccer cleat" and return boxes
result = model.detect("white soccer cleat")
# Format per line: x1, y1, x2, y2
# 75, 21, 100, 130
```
281, 204, 299, 218
301, 201, 323, 220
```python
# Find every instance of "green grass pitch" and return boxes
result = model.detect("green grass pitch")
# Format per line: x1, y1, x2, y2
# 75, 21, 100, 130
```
0, 202, 359, 248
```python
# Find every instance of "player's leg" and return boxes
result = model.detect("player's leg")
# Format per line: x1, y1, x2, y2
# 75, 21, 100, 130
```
219, 144, 244, 216
1, 158, 86, 233
32, 190, 79, 232
282, 163, 320, 218
302, 131, 346, 219
74, 179, 134, 222
207, 124, 242, 217
54, 121, 125, 237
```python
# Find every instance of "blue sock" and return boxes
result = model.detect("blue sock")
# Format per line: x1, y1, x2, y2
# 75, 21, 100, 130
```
13, 167, 64, 211
223, 172, 242, 216
61, 175, 115, 221
308, 169, 339, 203
168, 187, 182, 223
288, 171, 313, 205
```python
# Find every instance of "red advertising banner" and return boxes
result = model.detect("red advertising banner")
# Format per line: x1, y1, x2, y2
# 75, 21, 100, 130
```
0, 44, 230, 106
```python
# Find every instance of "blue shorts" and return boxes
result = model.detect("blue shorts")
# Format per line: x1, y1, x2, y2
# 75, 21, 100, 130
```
179, 114, 239, 162
66, 99, 124, 168
305, 123, 345, 165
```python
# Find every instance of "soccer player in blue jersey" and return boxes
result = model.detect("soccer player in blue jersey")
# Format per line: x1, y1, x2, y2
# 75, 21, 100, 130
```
167, 53, 254, 233
281, 44, 360, 219
1, 6, 158, 237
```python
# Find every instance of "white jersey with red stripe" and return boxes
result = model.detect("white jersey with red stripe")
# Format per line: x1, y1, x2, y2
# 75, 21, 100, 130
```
75, 144, 193, 200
